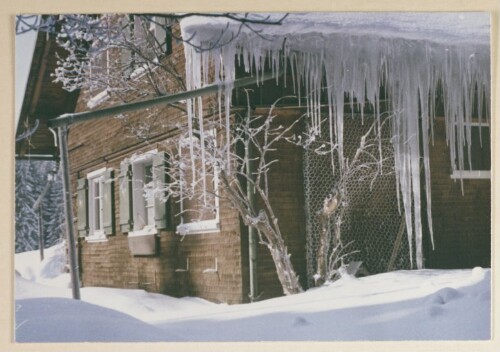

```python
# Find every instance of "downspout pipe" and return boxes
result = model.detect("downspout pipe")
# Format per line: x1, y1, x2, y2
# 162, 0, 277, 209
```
246, 105, 259, 302
58, 126, 81, 300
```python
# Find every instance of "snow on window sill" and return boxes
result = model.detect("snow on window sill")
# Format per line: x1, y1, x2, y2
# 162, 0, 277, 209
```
129, 225, 158, 238
87, 89, 109, 109
451, 170, 491, 179
129, 59, 160, 81
176, 220, 220, 236
86, 231, 107, 243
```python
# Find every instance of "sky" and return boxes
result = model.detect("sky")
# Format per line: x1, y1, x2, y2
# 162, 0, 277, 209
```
15, 29, 37, 128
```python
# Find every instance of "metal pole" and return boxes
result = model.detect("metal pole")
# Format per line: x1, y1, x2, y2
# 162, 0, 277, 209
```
245, 94, 258, 302
247, 141, 259, 301
38, 206, 44, 261
58, 125, 81, 300
49, 72, 279, 128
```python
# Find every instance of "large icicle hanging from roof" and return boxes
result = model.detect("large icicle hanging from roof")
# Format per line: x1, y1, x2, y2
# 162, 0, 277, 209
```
180, 13, 490, 269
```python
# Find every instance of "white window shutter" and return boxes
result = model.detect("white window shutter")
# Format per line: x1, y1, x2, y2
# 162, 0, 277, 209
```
119, 161, 133, 233
103, 168, 115, 235
153, 151, 168, 229
154, 16, 167, 53
120, 16, 133, 76
76, 178, 88, 237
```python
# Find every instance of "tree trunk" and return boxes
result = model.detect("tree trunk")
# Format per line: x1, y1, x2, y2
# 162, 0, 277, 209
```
220, 170, 303, 295
315, 192, 339, 286
252, 210, 303, 295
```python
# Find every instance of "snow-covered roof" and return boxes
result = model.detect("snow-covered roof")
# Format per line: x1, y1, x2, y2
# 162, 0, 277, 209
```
181, 12, 490, 46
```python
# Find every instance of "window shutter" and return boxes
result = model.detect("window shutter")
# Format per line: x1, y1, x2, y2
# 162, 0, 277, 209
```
154, 16, 167, 54
121, 16, 133, 76
119, 161, 133, 233
76, 178, 88, 238
153, 151, 169, 229
103, 168, 115, 235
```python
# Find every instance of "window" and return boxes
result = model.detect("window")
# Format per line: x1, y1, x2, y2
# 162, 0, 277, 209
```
77, 168, 115, 241
119, 150, 168, 237
88, 169, 105, 239
176, 131, 220, 235
451, 122, 490, 179
131, 154, 156, 233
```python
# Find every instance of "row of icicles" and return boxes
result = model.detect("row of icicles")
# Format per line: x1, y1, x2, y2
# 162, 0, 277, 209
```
182, 32, 490, 269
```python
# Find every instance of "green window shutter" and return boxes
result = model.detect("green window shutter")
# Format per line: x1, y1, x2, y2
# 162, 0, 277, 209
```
76, 178, 88, 238
153, 151, 169, 229
119, 162, 133, 233
103, 168, 115, 235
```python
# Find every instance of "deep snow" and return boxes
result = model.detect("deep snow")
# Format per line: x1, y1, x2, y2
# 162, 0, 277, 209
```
14, 243, 491, 342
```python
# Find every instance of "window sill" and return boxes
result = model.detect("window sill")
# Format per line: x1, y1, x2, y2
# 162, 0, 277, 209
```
86, 89, 109, 109
86, 232, 108, 243
451, 170, 491, 179
129, 225, 158, 237
176, 220, 220, 235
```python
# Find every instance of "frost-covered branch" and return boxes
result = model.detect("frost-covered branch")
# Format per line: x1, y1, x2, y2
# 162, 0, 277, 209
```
297, 114, 395, 286
155, 96, 304, 295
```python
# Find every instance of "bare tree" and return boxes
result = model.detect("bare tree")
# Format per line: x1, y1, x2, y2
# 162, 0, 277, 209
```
290, 115, 394, 286
159, 95, 304, 295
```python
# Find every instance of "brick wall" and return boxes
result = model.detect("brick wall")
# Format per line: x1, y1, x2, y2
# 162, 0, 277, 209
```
251, 108, 308, 299
70, 103, 310, 304
68, 23, 310, 303
424, 117, 491, 269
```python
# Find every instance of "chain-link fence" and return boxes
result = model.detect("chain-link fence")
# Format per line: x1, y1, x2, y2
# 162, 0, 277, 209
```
303, 114, 412, 287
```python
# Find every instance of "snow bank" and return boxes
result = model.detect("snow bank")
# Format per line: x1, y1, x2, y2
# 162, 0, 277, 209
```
15, 243, 491, 342
15, 297, 179, 342
15, 241, 69, 285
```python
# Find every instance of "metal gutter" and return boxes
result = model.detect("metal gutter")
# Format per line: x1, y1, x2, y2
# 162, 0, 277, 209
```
49, 73, 276, 128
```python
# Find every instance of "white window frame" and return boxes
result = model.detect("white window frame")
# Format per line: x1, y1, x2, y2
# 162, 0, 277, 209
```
86, 168, 107, 242
176, 131, 220, 235
129, 150, 158, 237
451, 121, 491, 180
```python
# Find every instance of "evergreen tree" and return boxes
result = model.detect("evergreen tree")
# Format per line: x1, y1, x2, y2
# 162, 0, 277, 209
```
15, 160, 65, 253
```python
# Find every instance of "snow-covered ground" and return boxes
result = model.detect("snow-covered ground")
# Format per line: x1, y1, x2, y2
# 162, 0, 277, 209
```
14, 242, 491, 342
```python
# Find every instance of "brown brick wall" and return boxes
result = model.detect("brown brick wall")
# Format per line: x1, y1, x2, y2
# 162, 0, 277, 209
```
71, 101, 310, 304
424, 117, 491, 269
251, 108, 308, 299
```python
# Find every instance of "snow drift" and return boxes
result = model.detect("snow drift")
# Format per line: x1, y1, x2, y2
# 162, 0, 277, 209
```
15, 244, 491, 342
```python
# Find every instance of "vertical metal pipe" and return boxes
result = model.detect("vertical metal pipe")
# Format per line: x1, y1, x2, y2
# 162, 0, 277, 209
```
38, 206, 44, 261
246, 103, 258, 301
58, 126, 81, 300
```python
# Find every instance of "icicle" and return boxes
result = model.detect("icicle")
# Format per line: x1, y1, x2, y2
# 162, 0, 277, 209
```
180, 16, 490, 270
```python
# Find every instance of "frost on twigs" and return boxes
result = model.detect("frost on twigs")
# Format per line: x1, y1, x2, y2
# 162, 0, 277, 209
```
161, 105, 304, 295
